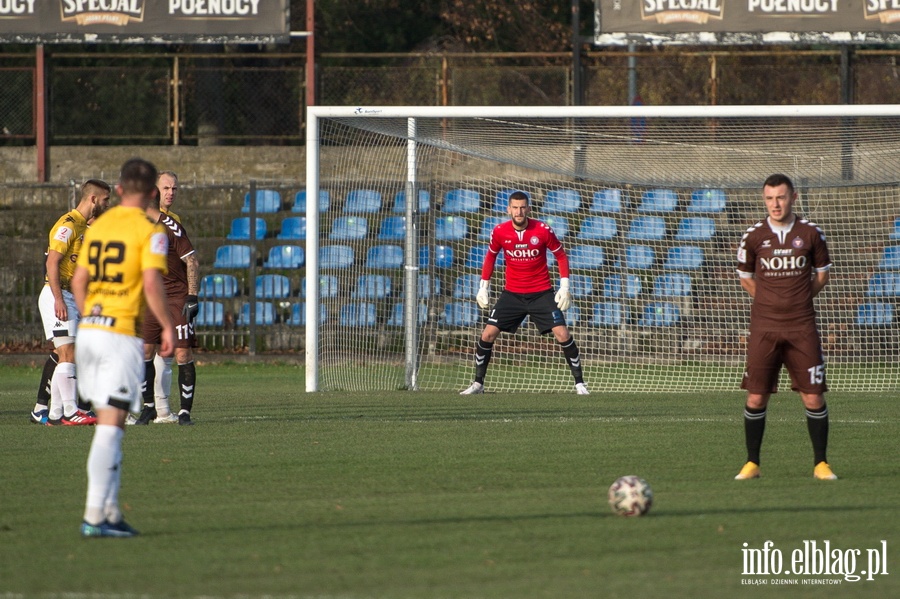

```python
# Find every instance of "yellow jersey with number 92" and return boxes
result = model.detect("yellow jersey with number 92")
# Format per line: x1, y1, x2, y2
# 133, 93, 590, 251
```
76, 206, 169, 337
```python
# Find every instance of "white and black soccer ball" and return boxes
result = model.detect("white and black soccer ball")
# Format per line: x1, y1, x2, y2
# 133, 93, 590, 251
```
607, 475, 653, 517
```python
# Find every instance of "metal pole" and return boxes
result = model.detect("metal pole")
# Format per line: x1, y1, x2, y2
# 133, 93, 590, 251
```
35, 45, 47, 182
248, 180, 258, 355
304, 112, 321, 392
306, 0, 316, 107
628, 43, 637, 106
840, 46, 854, 180
404, 118, 419, 390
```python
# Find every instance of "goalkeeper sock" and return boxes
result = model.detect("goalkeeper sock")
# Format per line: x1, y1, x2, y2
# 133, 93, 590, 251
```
141, 359, 156, 407
178, 361, 196, 413
473, 339, 493, 385
34, 351, 58, 411
806, 404, 830, 465
743, 406, 767, 465
559, 336, 584, 385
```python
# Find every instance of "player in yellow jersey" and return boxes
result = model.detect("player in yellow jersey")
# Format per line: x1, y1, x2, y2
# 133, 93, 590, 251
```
72, 157, 175, 538
34, 179, 110, 426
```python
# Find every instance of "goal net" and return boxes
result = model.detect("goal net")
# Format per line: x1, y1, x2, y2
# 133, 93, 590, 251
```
304, 105, 900, 393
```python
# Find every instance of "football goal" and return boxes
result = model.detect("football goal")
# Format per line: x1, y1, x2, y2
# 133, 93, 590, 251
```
304, 105, 900, 393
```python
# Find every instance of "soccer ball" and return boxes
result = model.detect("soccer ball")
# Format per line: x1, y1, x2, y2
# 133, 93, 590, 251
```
607, 475, 653, 517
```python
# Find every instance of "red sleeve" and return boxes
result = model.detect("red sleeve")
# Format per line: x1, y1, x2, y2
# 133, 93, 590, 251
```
546, 228, 570, 279
481, 247, 499, 281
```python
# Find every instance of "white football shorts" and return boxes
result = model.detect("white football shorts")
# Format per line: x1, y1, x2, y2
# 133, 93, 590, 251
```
38, 284, 80, 343
75, 328, 144, 413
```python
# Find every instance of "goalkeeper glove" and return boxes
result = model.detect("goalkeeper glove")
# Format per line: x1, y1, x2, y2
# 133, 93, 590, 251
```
182, 294, 199, 322
475, 280, 491, 309
554, 278, 571, 311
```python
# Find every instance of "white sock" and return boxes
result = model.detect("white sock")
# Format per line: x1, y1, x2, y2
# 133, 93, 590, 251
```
84, 425, 124, 525
154, 355, 173, 415
50, 362, 78, 419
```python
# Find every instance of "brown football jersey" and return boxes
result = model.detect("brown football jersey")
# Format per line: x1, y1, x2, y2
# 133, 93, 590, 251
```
736, 216, 831, 331
157, 214, 195, 298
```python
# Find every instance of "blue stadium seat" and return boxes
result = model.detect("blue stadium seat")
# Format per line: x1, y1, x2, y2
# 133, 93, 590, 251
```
637, 188, 678, 213
866, 273, 900, 297
443, 188, 481, 213
603, 274, 642, 298
493, 189, 526, 213
577, 216, 617, 241
674, 217, 716, 242
387, 302, 428, 326
543, 188, 581, 213
199, 274, 240, 299
255, 274, 292, 299
856, 302, 894, 326
343, 189, 382, 213
890, 217, 900, 240
433, 245, 454, 269
478, 216, 505, 240
213, 245, 251, 269
301, 275, 339, 299
417, 274, 441, 298
435, 216, 468, 241
465, 245, 504, 269
227, 217, 267, 240
196, 301, 224, 327
377, 216, 407, 240
570, 274, 594, 298
393, 189, 430, 213
639, 302, 681, 327
652, 273, 692, 297
563, 304, 581, 326
340, 302, 377, 327
263, 245, 305, 269
453, 274, 482, 299
366, 244, 404, 269
663, 246, 704, 270
568, 245, 605, 269
592, 302, 629, 327
590, 188, 622, 213
441, 302, 480, 327
329, 216, 368, 240
544, 215, 570, 239
276, 216, 306, 240
287, 302, 327, 326
688, 189, 726, 213
352, 274, 392, 299
292, 189, 330, 213
625, 245, 655, 270
877, 246, 900, 269
237, 302, 276, 326
320, 245, 355, 269
626, 216, 666, 241
242, 189, 282, 213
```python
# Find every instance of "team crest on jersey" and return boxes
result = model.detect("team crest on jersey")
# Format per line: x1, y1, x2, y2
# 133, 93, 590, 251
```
529, 235, 540, 245
792, 237, 805, 249
150, 232, 168, 255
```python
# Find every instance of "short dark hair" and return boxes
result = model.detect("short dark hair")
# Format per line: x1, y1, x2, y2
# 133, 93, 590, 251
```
119, 158, 159, 197
763, 173, 794, 195
81, 179, 110, 198
508, 190, 530, 204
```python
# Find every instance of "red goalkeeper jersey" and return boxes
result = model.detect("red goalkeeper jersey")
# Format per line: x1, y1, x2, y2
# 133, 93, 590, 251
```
482, 218, 569, 293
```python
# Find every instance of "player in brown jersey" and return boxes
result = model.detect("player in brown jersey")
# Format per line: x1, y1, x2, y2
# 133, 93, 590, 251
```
134, 177, 200, 426
734, 174, 836, 481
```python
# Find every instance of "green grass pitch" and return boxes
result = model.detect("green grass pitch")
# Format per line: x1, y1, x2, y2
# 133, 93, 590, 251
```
0, 363, 897, 598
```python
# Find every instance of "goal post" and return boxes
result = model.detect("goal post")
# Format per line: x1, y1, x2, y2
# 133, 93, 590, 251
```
305, 104, 900, 393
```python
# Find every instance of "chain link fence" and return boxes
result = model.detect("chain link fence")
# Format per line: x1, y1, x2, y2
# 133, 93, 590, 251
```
2, 49, 900, 146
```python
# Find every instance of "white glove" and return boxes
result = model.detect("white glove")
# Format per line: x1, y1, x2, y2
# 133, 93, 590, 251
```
475, 279, 491, 309
555, 277, 571, 311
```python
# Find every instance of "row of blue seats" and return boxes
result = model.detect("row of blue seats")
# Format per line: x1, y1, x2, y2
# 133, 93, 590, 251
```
195, 300, 684, 328
212, 243, 705, 271
200, 272, 695, 302
225, 214, 717, 243
241, 187, 727, 215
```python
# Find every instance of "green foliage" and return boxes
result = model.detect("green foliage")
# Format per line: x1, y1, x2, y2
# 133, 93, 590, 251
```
0, 363, 898, 597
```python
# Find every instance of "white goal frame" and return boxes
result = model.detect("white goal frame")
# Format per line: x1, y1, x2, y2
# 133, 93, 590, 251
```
305, 104, 900, 393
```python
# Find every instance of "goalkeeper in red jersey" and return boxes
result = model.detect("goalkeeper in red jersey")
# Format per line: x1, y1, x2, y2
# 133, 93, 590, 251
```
460, 191, 589, 395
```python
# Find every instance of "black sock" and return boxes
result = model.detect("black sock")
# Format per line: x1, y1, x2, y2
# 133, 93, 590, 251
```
179, 361, 196, 413
473, 339, 493, 385
806, 404, 829, 465
743, 406, 767, 465
36, 351, 58, 406
559, 336, 584, 385
142, 359, 156, 406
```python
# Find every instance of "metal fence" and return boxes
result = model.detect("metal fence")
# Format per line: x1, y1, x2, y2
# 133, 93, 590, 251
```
2, 49, 900, 146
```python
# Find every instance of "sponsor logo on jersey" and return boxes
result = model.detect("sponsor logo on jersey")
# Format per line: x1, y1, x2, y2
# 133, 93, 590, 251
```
761, 254, 808, 271
54, 226, 72, 243
150, 232, 168, 255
